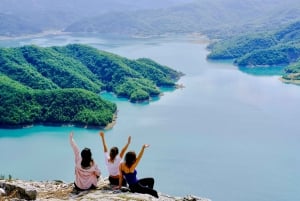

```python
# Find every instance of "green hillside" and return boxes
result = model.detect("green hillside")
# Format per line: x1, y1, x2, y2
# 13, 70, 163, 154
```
207, 21, 300, 65
282, 60, 300, 84
0, 44, 182, 127
207, 21, 300, 84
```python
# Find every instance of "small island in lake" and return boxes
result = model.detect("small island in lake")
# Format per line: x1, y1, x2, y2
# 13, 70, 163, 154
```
0, 44, 183, 128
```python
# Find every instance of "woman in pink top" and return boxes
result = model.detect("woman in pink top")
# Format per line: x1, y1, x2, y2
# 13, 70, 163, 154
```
70, 132, 101, 191
99, 131, 131, 186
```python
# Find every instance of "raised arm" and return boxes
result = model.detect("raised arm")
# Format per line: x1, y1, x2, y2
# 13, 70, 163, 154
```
131, 144, 149, 170
120, 136, 131, 158
69, 132, 80, 163
99, 131, 108, 153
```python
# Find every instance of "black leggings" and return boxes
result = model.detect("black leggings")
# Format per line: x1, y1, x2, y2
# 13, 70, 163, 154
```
129, 178, 158, 198
109, 176, 127, 186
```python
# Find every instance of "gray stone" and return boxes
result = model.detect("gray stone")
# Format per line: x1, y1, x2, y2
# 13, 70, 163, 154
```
182, 195, 203, 201
0, 187, 5, 195
0, 181, 37, 200
0, 179, 212, 201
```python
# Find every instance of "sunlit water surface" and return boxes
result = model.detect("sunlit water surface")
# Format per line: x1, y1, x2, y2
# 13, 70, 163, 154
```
0, 34, 299, 201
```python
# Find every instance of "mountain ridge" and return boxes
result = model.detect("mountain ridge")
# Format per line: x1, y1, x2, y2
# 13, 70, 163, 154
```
1, 0, 300, 38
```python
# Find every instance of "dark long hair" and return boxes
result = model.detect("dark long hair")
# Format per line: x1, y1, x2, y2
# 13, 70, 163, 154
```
81, 148, 93, 168
125, 151, 136, 168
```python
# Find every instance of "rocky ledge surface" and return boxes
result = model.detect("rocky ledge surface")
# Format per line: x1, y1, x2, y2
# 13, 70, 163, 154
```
0, 179, 211, 201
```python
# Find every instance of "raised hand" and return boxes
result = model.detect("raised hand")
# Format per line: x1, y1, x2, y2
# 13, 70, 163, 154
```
127, 136, 131, 144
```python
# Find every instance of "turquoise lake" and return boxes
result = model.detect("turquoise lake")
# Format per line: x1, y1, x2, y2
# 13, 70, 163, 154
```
0, 34, 299, 201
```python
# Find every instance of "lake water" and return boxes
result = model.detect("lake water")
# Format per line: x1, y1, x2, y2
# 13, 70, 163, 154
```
0, 34, 299, 201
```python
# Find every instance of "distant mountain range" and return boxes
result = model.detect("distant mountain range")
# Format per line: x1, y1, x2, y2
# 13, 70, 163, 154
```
64, 0, 300, 38
1, 0, 300, 38
0, 0, 193, 36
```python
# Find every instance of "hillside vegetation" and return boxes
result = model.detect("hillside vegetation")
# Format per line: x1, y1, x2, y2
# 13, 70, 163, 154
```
1, 0, 300, 38
207, 21, 300, 83
64, 0, 300, 38
0, 44, 182, 127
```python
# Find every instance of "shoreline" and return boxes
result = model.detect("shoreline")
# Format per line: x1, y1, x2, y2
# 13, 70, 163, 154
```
0, 30, 69, 41
279, 77, 300, 85
104, 112, 118, 130
0, 120, 114, 130
0, 30, 210, 43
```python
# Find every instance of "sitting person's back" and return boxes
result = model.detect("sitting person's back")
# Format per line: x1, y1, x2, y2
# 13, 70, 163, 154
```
70, 132, 101, 190
99, 131, 130, 186
118, 144, 159, 198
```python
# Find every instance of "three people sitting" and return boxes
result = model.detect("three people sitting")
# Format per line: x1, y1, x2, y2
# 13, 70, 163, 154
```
69, 131, 159, 198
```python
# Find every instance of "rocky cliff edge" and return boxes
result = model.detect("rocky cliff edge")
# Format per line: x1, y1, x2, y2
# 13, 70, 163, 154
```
0, 179, 211, 201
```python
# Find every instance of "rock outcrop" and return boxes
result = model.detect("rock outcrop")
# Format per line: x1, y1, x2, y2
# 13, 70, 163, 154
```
0, 179, 211, 201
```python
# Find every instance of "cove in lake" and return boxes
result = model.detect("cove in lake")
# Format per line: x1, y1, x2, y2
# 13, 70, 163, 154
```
0, 34, 300, 201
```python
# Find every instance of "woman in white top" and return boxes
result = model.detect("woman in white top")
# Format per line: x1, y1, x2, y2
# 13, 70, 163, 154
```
99, 131, 131, 186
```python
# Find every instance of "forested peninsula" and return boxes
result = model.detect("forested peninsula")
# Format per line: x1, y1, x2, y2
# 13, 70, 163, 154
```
207, 21, 300, 84
0, 44, 182, 128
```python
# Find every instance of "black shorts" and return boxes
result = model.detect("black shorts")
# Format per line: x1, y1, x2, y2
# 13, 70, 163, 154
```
74, 182, 96, 191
